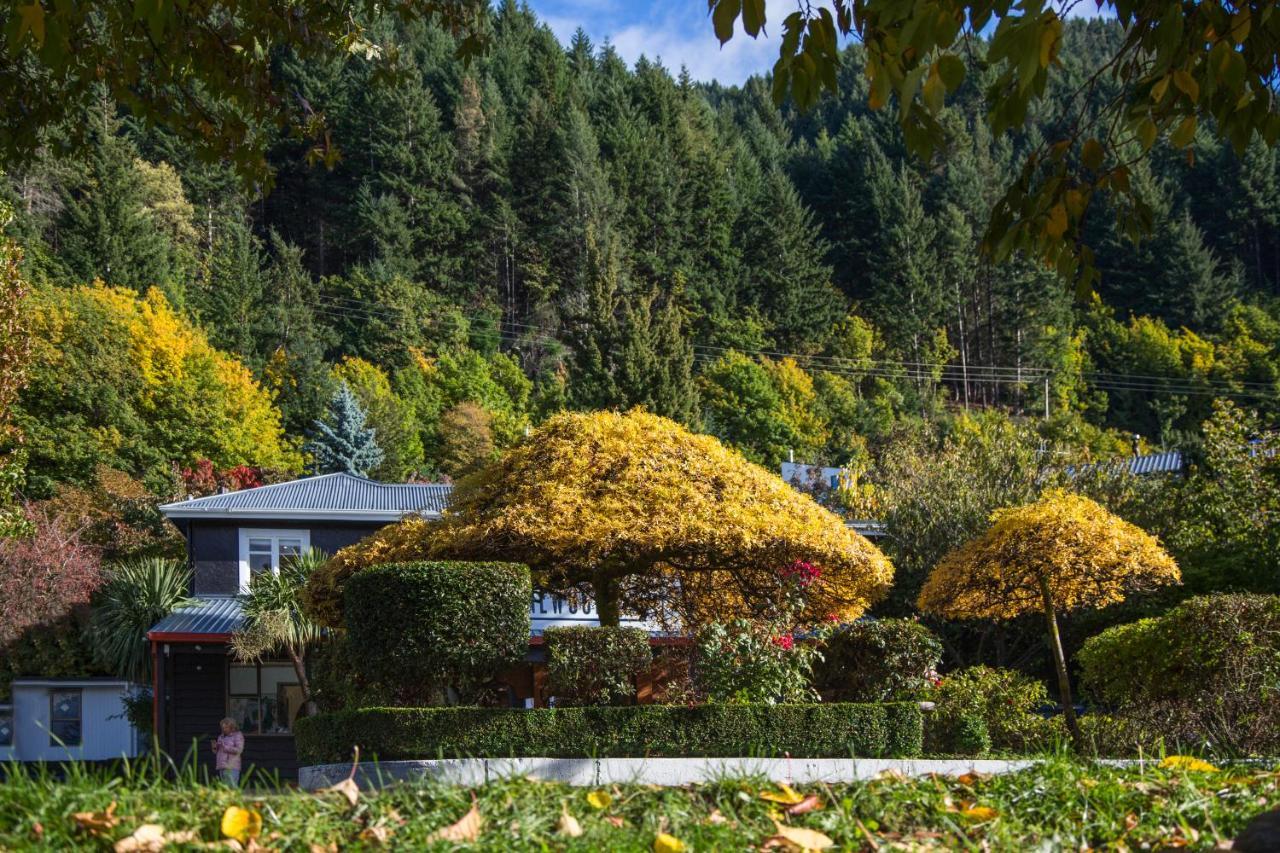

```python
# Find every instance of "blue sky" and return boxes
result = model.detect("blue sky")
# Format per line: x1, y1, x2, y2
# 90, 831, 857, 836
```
525, 1, 1115, 86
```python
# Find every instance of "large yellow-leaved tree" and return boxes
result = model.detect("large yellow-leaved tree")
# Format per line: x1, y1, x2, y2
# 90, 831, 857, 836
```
918, 490, 1179, 746
305, 409, 893, 630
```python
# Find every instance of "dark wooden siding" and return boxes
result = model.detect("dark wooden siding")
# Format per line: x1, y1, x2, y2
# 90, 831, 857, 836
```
163, 646, 299, 781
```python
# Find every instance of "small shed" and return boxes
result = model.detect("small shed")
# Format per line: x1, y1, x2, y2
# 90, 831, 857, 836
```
0, 678, 143, 762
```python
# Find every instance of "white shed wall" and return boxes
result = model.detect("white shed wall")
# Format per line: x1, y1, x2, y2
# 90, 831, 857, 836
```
7, 681, 142, 762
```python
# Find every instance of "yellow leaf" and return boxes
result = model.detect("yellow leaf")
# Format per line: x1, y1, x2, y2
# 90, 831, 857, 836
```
760, 783, 806, 805
1172, 69, 1200, 101
221, 807, 263, 843
1170, 115, 1198, 148
960, 805, 999, 823
71, 802, 120, 837
654, 832, 687, 853
1160, 755, 1219, 773
770, 819, 835, 850
1151, 75, 1170, 102
1045, 203, 1069, 239
428, 803, 483, 843
1038, 18, 1062, 67
586, 790, 613, 810
557, 809, 583, 838
16, 2, 45, 47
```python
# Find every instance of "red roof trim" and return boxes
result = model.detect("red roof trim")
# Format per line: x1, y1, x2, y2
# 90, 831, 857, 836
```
147, 631, 233, 643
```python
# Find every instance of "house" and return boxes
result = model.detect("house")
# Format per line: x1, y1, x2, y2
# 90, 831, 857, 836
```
149, 472, 664, 780
0, 678, 143, 763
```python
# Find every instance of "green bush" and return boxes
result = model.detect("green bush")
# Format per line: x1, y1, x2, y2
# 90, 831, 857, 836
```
343, 561, 531, 703
694, 618, 820, 704
545, 626, 651, 706
813, 618, 943, 702
925, 666, 1060, 755
1078, 594, 1280, 755
294, 702, 924, 763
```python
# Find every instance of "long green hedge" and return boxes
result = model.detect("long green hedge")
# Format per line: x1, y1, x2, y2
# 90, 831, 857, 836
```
294, 703, 924, 764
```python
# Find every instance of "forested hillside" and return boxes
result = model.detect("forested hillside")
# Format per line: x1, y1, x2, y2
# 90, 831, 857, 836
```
4, 4, 1278, 501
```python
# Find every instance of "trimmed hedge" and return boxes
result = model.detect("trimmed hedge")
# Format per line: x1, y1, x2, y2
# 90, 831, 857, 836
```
813, 618, 943, 703
545, 626, 652, 706
295, 702, 924, 764
344, 561, 532, 702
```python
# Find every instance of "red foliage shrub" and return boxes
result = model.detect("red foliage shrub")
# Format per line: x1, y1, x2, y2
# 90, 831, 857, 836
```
0, 504, 103, 648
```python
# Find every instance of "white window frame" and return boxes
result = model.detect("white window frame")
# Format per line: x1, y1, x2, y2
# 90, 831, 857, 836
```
237, 528, 310, 592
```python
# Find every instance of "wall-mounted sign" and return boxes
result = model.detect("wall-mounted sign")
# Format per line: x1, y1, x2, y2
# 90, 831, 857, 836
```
529, 589, 664, 633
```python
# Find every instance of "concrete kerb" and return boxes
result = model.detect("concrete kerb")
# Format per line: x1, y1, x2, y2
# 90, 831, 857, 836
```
298, 756, 1079, 790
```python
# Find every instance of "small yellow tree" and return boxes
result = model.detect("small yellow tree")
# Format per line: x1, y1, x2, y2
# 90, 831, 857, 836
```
305, 409, 894, 630
918, 490, 1179, 746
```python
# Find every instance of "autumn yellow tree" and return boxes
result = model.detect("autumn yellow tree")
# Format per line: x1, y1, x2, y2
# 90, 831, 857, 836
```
918, 490, 1180, 745
305, 409, 894, 630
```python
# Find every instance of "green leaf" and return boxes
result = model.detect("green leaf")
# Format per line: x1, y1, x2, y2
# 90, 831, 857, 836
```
1170, 114, 1197, 147
1172, 69, 1200, 101
1081, 138, 1105, 171
936, 54, 966, 91
741, 0, 765, 37
711, 0, 741, 45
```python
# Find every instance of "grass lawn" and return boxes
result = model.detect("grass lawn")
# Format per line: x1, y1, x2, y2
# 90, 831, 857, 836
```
1, 755, 1276, 850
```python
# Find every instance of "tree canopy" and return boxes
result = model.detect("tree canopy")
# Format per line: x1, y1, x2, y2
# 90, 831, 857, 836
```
305, 409, 894, 629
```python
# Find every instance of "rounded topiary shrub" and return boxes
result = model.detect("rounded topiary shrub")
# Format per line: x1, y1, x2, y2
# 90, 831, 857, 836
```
1078, 593, 1280, 755
545, 626, 651, 706
924, 665, 1060, 755
344, 561, 531, 703
812, 618, 943, 702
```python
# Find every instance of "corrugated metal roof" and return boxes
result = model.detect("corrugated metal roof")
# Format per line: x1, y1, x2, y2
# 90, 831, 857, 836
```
148, 597, 244, 637
159, 473, 452, 517
1067, 450, 1185, 478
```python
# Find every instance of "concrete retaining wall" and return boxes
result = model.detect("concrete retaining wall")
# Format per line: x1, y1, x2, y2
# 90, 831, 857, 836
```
297, 756, 1084, 790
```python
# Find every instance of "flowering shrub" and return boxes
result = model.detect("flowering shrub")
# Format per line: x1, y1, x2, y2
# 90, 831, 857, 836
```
694, 617, 822, 705
812, 618, 943, 702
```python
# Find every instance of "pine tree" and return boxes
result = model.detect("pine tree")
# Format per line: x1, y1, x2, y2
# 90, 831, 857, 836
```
306, 382, 384, 477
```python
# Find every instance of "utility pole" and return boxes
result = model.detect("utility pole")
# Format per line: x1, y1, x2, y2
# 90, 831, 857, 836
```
1043, 376, 1050, 421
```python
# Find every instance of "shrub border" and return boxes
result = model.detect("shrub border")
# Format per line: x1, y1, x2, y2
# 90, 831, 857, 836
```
295, 703, 923, 764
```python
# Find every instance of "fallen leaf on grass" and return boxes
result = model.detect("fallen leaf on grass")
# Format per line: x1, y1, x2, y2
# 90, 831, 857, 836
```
557, 808, 583, 838
706, 809, 730, 825
358, 825, 394, 845
586, 790, 613, 810
785, 794, 823, 816
958, 805, 998, 823
308, 844, 338, 853
221, 807, 263, 843
605, 816, 626, 828
321, 745, 361, 807
1160, 756, 1220, 773
72, 802, 120, 836
428, 799, 483, 843
113, 824, 197, 852
760, 783, 806, 805
766, 819, 834, 850
654, 832, 687, 852
956, 772, 990, 787
873, 769, 909, 785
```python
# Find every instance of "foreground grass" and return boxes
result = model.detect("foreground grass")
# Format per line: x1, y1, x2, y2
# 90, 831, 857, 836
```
0, 756, 1277, 850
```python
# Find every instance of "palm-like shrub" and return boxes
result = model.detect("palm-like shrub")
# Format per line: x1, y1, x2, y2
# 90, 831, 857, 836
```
232, 549, 326, 716
90, 557, 192, 683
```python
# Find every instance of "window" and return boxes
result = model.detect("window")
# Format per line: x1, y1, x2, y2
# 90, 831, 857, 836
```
0, 706, 12, 747
49, 689, 82, 747
237, 529, 309, 591
228, 663, 304, 735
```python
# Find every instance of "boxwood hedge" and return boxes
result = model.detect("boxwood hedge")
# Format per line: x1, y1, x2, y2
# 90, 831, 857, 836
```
294, 702, 924, 764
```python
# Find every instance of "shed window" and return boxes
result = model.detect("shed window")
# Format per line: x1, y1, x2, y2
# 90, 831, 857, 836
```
50, 689, 82, 747
0, 706, 12, 747
237, 529, 310, 591
228, 663, 303, 735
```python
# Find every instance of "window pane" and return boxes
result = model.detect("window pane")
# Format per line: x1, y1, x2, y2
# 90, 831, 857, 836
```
248, 539, 272, 553
51, 691, 80, 721
267, 685, 304, 734
259, 665, 297, 695
51, 717, 82, 747
227, 696, 260, 734
0, 711, 12, 746
229, 664, 258, 695
278, 539, 302, 556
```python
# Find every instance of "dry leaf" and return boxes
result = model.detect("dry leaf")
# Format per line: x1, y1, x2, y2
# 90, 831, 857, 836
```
959, 805, 998, 823
321, 745, 361, 807
786, 794, 824, 816
706, 809, 730, 825
956, 772, 990, 786
428, 801, 483, 843
586, 790, 613, 810
769, 819, 835, 850
358, 825, 394, 845
221, 807, 263, 843
557, 809, 584, 838
654, 832, 687, 853
72, 802, 120, 836
113, 824, 167, 853
308, 844, 338, 853
874, 769, 909, 784
760, 783, 806, 805
605, 816, 626, 828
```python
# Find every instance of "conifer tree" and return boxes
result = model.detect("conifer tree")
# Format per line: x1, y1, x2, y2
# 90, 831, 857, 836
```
306, 382, 384, 478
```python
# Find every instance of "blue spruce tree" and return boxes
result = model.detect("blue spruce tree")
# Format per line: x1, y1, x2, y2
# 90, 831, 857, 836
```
306, 382, 384, 477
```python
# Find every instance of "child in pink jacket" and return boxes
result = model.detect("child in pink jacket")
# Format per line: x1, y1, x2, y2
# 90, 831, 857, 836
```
212, 718, 244, 786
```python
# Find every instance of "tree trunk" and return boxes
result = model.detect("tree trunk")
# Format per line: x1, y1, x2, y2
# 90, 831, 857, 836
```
1038, 578, 1081, 750
287, 647, 318, 718
593, 572, 621, 627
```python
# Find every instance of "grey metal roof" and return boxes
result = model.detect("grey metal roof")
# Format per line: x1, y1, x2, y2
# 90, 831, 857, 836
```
148, 597, 244, 637
159, 473, 452, 520
1067, 450, 1185, 478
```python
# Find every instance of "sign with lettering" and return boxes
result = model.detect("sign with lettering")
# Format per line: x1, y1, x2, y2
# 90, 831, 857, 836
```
529, 589, 665, 633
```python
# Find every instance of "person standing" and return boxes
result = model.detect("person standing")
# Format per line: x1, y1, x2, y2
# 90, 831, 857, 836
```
212, 718, 244, 786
